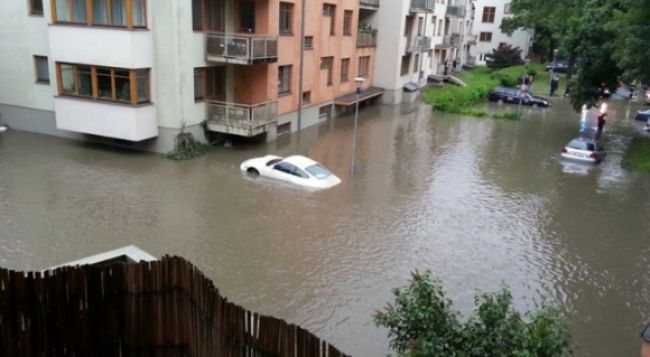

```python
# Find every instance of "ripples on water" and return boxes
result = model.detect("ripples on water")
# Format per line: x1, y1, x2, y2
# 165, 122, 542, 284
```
0, 100, 649, 356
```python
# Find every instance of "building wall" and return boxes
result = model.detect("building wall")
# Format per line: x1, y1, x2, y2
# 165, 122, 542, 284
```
472, 0, 531, 65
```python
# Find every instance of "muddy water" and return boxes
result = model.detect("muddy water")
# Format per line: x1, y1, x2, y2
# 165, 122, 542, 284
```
0, 99, 649, 356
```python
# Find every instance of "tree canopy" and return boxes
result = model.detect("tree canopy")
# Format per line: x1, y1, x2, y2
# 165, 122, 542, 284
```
502, 0, 648, 110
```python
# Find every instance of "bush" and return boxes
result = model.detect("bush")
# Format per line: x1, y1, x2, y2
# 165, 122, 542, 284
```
167, 131, 212, 160
375, 271, 572, 356
485, 44, 525, 69
622, 137, 650, 173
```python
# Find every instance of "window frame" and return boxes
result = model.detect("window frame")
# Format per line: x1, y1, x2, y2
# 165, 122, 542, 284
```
482, 6, 495, 23
358, 56, 370, 78
33, 55, 50, 84
56, 62, 151, 105
279, 2, 294, 35
51, 0, 148, 29
343, 10, 353, 36
340, 58, 350, 83
28, 0, 44, 16
323, 4, 336, 36
321, 56, 334, 86
304, 36, 314, 50
479, 32, 492, 42
278, 65, 292, 95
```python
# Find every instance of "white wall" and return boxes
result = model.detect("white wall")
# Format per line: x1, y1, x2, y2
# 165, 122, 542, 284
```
472, 0, 531, 65
0, 0, 54, 111
54, 97, 158, 141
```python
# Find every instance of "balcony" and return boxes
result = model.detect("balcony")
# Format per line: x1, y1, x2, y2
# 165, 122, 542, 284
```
466, 34, 477, 45
446, 5, 465, 17
48, 25, 153, 68
206, 100, 277, 137
206, 33, 278, 65
410, 0, 435, 12
357, 30, 377, 48
359, 0, 380, 10
443, 33, 463, 47
54, 97, 157, 141
407, 36, 432, 53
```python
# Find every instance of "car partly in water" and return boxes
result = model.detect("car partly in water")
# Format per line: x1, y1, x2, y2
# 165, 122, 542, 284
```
561, 137, 606, 164
240, 155, 341, 190
635, 109, 650, 121
488, 87, 550, 107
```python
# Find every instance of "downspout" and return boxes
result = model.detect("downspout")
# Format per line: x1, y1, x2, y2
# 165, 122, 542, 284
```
418, 1, 430, 86
297, 0, 306, 132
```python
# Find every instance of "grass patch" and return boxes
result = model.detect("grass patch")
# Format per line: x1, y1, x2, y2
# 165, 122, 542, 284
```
424, 63, 564, 118
622, 137, 650, 173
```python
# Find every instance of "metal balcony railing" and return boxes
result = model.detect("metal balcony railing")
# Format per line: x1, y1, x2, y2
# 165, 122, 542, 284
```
443, 33, 463, 47
446, 5, 465, 17
206, 33, 278, 65
359, 0, 380, 8
410, 0, 435, 12
206, 100, 278, 137
407, 36, 432, 53
357, 30, 377, 48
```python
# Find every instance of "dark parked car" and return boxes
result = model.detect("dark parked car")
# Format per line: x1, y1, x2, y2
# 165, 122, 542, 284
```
635, 109, 650, 121
545, 60, 570, 73
488, 87, 550, 107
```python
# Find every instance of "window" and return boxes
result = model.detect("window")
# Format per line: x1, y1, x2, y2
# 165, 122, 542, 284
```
429, 50, 434, 69
53, 0, 146, 28
56, 63, 150, 104
29, 0, 44, 15
340, 58, 350, 83
277, 122, 291, 136
33, 56, 49, 84
404, 16, 413, 36
274, 162, 308, 178
413, 54, 419, 74
304, 36, 314, 49
321, 56, 333, 86
278, 65, 292, 95
431, 16, 436, 35
194, 68, 205, 100
279, 2, 293, 35
192, 0, 202, 30
240, 0, 255, 32
203, 0, 224, 31
302, 91, 311, 105
343, 10, 353, 35
401, 55, 410, 76
417, 17, 423, 36
482, 6, 495, 23
323, 4, 336, 36
358, 56, 370, 77
479, 32, 492, 42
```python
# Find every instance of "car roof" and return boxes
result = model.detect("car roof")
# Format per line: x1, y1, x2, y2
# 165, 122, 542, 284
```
283, 155, 319, 168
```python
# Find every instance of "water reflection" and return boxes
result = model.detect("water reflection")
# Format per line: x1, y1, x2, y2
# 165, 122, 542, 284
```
0, 99, 649, 356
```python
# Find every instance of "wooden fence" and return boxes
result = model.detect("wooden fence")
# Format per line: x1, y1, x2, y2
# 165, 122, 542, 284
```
0, 256, 350, 357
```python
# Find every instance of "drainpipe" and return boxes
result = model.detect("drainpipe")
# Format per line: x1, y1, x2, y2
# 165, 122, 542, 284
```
417, 1, 430, 87
297, 0, 306, 132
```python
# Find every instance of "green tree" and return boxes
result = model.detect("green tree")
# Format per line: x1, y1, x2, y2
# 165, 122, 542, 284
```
485, 44, 524, 69
375, 271, 572, 356
608, 0, 650, 83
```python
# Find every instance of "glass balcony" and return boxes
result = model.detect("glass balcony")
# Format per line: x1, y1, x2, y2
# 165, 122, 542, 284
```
410, 0, 435, 12
206, 100, 278, 137
206, 33, 278, 65
446, 5, 465, 17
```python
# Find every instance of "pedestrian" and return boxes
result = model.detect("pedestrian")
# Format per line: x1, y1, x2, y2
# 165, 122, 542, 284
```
596, 112, 606, 139
550, 76, 559, 96
452, 59, 458, 74
444, 60, 449, 75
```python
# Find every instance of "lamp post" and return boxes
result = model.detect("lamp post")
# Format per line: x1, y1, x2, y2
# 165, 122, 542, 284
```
548, 48, 559, 96
350, 77, 365, 176
517, 59, 530, 119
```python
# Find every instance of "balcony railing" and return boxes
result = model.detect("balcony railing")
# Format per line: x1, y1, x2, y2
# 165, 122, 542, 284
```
357, 30, 377, 48
407, 36, 432, 53
359, 0, 380, 8
466, 34, 477, 44
206, 33, 278, 65
410, 0, 435, 12
443, 33, 463, 47
206, 100, 278, 137
446, 5, 465, 17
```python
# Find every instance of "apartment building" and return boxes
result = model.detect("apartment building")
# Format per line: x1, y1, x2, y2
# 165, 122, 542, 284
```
471, 0, 531, 65
373, 0, 476, 104
0, 0, 380, 153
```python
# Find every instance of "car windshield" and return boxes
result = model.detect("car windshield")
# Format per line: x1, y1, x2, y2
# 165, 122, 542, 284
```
567, 139, 589, 151
266, 158, 283, 166
305, 164, 332, 179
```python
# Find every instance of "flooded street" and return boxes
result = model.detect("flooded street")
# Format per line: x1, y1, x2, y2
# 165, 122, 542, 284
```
1, 99, 649, 356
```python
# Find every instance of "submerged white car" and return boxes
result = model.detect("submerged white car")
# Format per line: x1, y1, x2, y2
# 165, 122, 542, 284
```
240, 155, 341, 189
561, 137, 606, 164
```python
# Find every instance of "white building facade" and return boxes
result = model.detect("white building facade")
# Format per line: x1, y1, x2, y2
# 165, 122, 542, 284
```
471, 0, 531, 65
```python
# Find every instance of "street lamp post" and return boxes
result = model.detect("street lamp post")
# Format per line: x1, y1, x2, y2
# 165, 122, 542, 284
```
351, 77, 365, 176
548, 48, 559, 96
517, 59, 530, 119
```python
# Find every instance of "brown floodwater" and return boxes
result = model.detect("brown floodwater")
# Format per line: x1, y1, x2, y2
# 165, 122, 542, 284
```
0, 99, 649, 356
